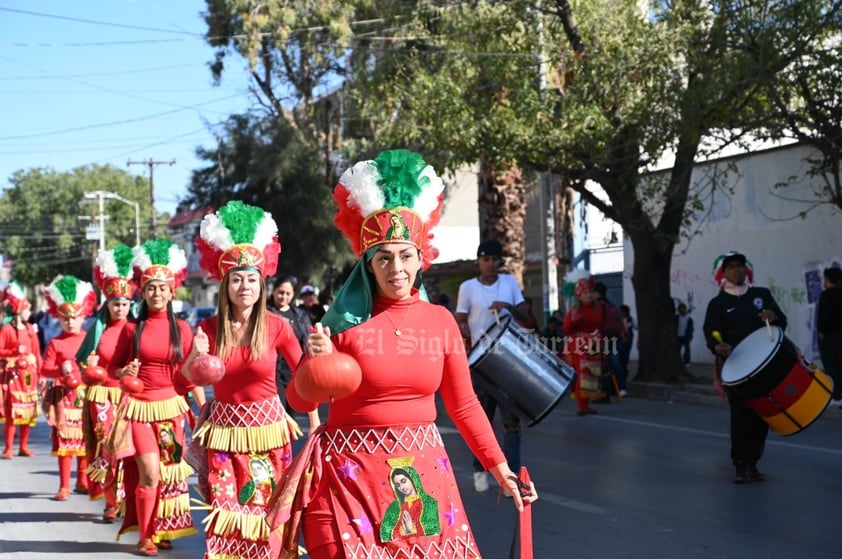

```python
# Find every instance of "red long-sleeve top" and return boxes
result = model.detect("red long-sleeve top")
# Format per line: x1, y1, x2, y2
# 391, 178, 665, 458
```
95, 318, 131, 388
109, 311, 195, 400
287, 291, 506, 471
42, 331, 86, 379
198, 313, 302, 404
0, 322, 42, 369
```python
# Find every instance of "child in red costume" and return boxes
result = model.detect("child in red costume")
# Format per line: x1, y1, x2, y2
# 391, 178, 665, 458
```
41, 275, 97, 500
268, 150, 538, 559
0, 280, 41, 458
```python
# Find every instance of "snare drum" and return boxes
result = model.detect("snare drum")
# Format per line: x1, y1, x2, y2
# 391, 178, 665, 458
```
467, 314, 574, 426
721, 326, 833, 436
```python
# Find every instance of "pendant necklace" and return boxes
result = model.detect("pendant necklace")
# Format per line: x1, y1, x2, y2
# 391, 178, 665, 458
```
382, 302, 415, 336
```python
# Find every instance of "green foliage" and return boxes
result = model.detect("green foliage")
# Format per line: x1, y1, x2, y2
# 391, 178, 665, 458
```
185, 112, 354, 282
0, 165, 151, 285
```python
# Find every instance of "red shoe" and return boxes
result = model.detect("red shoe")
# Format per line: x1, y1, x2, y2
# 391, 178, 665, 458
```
157, 540, 172, 550
18, 448, 34, 457
103, 505, 119, 523
135, 538, 158, 556
73, 483, 89, 495
1, 449, 12, 459
53, 488, 71, 501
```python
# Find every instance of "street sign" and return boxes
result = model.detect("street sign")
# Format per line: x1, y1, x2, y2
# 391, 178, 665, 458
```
85, 226, 100, 241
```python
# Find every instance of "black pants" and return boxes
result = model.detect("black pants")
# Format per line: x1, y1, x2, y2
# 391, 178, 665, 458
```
727, 393, 768, 465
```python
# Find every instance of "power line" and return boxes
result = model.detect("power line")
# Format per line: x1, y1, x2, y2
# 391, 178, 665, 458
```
0, 7, 204, 36
127, 158, 175, 239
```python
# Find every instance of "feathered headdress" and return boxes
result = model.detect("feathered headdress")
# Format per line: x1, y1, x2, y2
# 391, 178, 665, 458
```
94, 243, 136, 300
332, 149, 445, 271
45, 275, 96, 319
563, 269, 594, 300
3, 280, 31, 315
712, 251, 753, 286
131, 238, 188, 290
195, 200, 280, 280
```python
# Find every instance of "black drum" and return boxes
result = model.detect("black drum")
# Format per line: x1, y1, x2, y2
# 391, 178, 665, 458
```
467, 314, 574, 426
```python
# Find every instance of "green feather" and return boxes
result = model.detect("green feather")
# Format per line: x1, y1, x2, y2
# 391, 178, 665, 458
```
142, 238, 175, 264
219, 201, 265, 245
55, 275, 82, 303
113, 244, 134, 277
375, 149, 429, 208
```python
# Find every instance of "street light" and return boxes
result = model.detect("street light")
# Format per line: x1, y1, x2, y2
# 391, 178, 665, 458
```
83, 191, 141, 247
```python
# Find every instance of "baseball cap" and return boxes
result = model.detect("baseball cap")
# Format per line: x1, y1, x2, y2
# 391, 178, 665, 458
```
300, 284, 317, 295
477, 239, 503, 258
721, 251, 747, 267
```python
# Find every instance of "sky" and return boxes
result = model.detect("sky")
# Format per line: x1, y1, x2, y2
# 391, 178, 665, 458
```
0, 1, 254, 216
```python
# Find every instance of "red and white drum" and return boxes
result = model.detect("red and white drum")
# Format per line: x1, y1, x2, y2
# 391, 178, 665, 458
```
721, 326, 833, 436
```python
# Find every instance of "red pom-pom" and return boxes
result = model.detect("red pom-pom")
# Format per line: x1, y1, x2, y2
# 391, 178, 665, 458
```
295, 352, 362, 403
82, 365, 107, 386
187, 354, 226, 387
119, 375, 144, 394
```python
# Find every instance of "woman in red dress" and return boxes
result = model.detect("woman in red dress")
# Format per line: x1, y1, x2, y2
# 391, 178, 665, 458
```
78, 244, 136, 522
184, 200, 316, 559
0, 280, 41, 458
269, 149, 538, 559
109, 238, 205, 556
41, 275, 98, 499
562, 270, 606, 416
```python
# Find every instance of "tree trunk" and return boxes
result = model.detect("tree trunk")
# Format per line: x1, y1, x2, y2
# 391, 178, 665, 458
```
629, 235, 685, 383
477, 155, 527, 286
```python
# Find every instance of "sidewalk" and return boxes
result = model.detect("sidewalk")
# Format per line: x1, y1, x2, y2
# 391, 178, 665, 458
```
624, 360, 842, 419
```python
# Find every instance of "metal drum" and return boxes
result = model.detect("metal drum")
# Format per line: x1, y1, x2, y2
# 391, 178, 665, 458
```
721, 325, 833, 436
467, 314, 574, 426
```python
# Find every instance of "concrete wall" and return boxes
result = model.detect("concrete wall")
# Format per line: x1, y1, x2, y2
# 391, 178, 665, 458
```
624, 143, 841, 364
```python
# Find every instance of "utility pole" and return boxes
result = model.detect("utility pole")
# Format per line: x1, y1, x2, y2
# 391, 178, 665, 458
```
127, 158, 175, 239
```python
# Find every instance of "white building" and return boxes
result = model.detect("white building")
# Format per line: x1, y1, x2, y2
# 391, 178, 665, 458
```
624, 142, 840, 364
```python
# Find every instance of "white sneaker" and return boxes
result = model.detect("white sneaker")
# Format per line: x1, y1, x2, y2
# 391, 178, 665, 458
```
473, 472, 489, 493
619, 389, 628, 397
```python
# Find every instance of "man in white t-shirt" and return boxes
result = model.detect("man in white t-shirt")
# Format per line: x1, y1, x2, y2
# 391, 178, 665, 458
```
455, 239, 528, 493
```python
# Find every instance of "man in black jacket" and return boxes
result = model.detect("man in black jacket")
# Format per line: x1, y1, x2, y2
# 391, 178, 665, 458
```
703, 251, 787, 484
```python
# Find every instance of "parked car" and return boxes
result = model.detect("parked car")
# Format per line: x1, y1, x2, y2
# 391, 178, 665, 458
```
185, 306, 217, 331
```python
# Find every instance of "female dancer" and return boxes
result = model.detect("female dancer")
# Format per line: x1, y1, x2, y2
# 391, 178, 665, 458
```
109, 238, 205, 556
270, 149, 537, 559
185, 200, 317, 559
0, 281, 41, 458
78, 244, 135, 522
41, 275, 97, 499
562, 270, 606, 416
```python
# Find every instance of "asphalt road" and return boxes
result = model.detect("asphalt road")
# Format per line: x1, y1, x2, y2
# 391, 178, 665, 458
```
2, 393, 841, 558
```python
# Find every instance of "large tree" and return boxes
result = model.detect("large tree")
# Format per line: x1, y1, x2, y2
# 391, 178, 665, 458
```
185, 113, 354, 283
0, 165, 151, 285
746, 1, 842, 213
341, 1, 806, 382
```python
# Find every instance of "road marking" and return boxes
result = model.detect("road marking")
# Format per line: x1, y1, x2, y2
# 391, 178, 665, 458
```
595, 415, 842, 455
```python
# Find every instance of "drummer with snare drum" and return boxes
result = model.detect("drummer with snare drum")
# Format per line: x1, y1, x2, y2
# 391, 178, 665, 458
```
702, 251, 788, 484
455, 239, 529, 494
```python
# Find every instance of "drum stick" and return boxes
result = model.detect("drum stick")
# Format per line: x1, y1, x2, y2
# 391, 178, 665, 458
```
764, 317, 773, 341
492, 308, 501, 327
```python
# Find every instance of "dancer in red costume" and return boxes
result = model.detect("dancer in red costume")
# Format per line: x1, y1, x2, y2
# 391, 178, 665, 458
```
0, 280, 41, 459
562, 270, 606, 416
268, 149, 538, 559
185, 200, 319, 559
109, 238, 205, 556
41, 275, 97, 500
78, 244, 136, 523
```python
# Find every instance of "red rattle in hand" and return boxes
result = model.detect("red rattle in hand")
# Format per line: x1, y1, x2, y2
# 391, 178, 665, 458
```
187, 326, 226, 387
